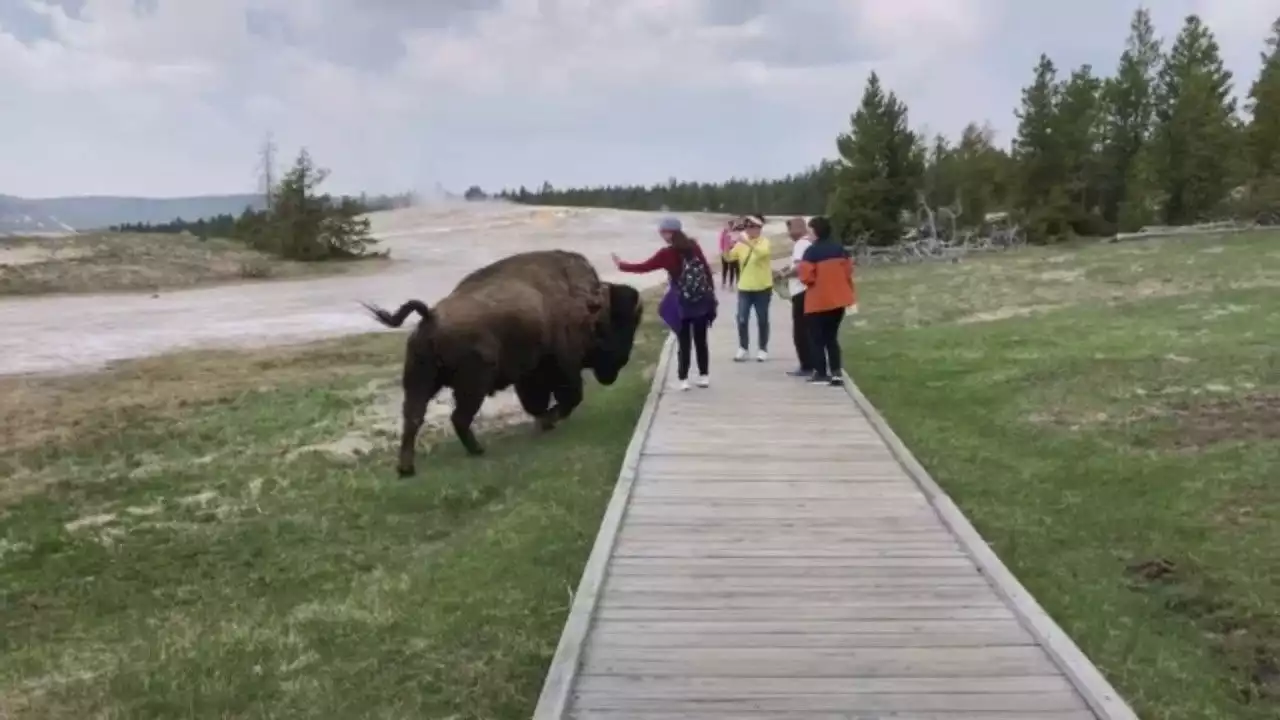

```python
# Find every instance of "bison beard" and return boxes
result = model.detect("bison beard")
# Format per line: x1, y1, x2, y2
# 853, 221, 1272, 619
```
363, 250, 642, 477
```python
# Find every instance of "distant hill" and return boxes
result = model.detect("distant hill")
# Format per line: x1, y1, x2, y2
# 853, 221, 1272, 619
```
0, 193, 266, 235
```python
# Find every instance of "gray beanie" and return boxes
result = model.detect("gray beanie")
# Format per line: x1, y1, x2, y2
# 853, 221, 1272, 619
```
658, 216, 682, 232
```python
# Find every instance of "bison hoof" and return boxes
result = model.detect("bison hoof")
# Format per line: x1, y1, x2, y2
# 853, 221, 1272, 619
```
537, 415, 558, 432
397, 465, 416, 478
465, 446, 486, 457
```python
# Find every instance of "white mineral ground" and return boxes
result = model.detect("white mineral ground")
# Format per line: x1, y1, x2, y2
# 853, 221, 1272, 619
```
0, 201, 780, 377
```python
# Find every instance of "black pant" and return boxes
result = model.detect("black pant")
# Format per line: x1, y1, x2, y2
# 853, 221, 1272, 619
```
721, 259, 739, 287
791, 292, 814, 371
676, 317, 710, 380
808, 308, 846, 377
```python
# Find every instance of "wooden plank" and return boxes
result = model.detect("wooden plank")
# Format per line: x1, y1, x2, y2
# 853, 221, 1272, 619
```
571, 692, 1085, 713
635, 472, 911, 483
611, 548, 965, 560
588, 630, 1034, 649
529, 335, 674, 720
615, 527, 957, 542
644, 433, 888, 445
621, 516, 944, 529
573, 707, 1100, 712
575, 673, 1074, 695
622, 503, 939, 521
646, 427, 879, 438
842, 374, 1137, 720
611, 544, 967, 558
596, 594, 1003, 610
638, 456, 904, 471
629, 482, 925, 500
595, 607, 1019, 622
587, 619, 1032, 636
604, 567, 984, 580
626, 497, 931, 510
602, 575, 990, 591
613, 537, 962, 550
607, 556, 978, 570
578, 645, 1059, 677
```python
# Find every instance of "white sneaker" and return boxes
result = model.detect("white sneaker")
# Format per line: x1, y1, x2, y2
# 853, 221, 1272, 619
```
756, 350, 768, 362
679, 379, 691, 391
695, 375, 709, 387
734, 347, 747, 362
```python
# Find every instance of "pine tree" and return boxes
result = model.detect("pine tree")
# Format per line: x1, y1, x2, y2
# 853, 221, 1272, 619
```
828, 72, 923, 245
951, 122, 1014, 227
1152, 14, 1238, 224
1100, 7, 1162, 229
1246, 16, 1280, 179
1056, 64, 1107, 232
922, 134, 957, 213
241, 149, 378, 261
1013, 54, 1070, 240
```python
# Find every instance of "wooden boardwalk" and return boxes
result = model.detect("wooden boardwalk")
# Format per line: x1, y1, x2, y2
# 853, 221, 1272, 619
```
534, 291, 1136, 720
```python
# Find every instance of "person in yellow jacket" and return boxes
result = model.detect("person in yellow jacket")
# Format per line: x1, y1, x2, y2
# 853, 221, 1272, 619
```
727, 214, 773, 361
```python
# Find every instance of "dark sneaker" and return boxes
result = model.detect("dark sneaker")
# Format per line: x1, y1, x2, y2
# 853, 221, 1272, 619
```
807, 374, 832, 384
786, 368, 811, 377
828, 376, 844, 387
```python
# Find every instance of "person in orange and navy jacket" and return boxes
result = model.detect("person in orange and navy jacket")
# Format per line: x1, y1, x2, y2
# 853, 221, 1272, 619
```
796, 215, 855, 386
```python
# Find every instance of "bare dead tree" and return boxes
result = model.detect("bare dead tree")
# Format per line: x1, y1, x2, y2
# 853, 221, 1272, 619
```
256, 132, 278, 211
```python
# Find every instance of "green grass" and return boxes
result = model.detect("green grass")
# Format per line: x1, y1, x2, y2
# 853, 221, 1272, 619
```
846, 232, 1280, 719
0, 309, 666, 718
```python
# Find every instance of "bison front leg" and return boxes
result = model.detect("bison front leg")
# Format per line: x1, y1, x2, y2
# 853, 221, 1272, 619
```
549, 371, 584, 423
514, 378, 558, 431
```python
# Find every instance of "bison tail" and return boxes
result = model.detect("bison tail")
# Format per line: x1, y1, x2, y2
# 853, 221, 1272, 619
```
360, 299, 433, 328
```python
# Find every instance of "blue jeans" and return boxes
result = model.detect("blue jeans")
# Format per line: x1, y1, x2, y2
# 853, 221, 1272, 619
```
736, 289, 771, 351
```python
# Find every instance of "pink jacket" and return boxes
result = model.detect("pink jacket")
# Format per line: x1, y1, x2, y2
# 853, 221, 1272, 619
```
718, 229, 734, 254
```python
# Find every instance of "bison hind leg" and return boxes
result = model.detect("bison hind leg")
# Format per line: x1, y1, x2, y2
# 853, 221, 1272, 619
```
450, 385, 487, 456
398, 361, 441, 478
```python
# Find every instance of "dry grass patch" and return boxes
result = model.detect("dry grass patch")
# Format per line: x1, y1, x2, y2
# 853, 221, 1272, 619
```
0, 232, 387, 295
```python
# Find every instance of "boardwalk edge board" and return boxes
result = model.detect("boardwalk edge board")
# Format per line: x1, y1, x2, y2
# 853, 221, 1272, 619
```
839, 370, 1139, 720
530, 334, 675, 720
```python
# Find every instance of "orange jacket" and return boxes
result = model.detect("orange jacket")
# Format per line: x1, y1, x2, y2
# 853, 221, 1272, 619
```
797, 240, 855, 314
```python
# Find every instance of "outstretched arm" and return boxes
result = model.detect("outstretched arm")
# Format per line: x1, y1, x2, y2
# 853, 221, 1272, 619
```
612, 247, 670, 273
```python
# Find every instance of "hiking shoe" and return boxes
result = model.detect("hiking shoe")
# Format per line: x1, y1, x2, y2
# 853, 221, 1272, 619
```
734, 348, 748, 362
695, 375, 710, 388
755, 350, 768, 362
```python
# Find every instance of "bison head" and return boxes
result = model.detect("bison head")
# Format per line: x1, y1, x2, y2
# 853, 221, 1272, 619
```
586, 283, 643, 385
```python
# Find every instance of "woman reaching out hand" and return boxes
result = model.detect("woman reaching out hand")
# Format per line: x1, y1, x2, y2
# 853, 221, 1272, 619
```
612, 216, 718, 391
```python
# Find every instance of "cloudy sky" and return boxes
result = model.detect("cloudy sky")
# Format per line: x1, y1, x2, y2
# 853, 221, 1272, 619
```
1, 0, 1276, 198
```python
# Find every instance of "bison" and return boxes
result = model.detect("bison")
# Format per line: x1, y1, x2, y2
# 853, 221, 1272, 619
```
363, 249, 643, 476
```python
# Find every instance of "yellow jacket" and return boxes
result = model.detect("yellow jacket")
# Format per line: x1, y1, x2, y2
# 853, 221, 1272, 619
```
729, 236, 772, 291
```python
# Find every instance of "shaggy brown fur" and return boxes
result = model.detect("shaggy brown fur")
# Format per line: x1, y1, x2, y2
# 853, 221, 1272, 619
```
364, 249, 642, 476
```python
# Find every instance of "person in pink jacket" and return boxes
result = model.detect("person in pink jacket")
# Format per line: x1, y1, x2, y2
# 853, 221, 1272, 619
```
718, 218, 740, 289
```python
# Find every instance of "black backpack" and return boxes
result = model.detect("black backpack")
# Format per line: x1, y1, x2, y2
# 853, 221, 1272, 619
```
676, 252, 713, 305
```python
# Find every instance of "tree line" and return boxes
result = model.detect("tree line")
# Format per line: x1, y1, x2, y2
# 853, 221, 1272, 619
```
490, 10, 1280, 245
111, 214, 238, 237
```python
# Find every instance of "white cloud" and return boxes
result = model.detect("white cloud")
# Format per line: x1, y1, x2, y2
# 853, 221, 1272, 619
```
1, 0, 1276, 198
